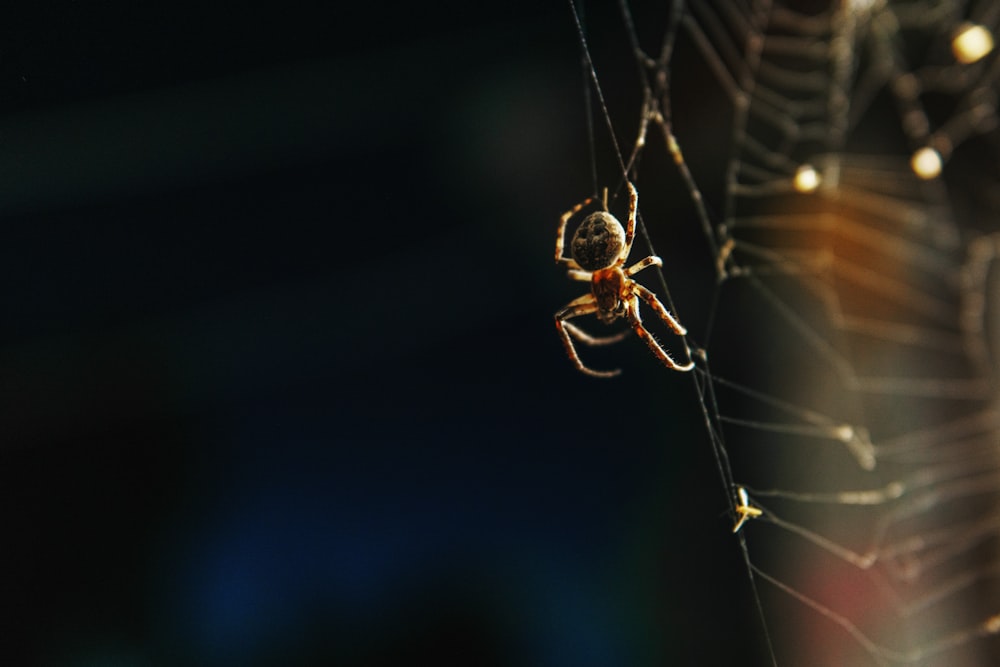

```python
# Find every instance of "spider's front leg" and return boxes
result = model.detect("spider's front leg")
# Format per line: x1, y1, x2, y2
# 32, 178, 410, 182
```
563, 321, 631, 346
632, 283, 687, 336
626, 293, 694, 372
555, 295, 623, 378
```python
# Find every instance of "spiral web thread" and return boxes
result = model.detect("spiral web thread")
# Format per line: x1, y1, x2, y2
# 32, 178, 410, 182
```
569, 1, 1000, 664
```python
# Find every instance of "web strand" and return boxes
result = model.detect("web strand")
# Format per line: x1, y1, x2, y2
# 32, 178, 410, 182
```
565, 1, 1000, 664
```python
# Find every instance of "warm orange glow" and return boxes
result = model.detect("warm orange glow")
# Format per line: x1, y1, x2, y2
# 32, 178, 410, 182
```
794, 164, 820, 193
911, 147, 942, 179
846, 0, 876, 12
953, 23, 994, 64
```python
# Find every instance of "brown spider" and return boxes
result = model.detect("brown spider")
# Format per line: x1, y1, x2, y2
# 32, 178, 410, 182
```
554, 181, 694, 377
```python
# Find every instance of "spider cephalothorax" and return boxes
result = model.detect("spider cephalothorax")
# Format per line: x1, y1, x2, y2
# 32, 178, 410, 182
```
590, 266, 627, 323
554, 181, 694, 377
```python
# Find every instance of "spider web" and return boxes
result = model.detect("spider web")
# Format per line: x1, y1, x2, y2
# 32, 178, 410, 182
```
566, 1, 1000, 665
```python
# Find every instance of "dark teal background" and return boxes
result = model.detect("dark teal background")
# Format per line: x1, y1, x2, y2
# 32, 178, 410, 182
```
0, 2, 761, 665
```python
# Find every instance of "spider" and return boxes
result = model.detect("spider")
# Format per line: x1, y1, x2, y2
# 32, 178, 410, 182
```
554, 181, 694, 377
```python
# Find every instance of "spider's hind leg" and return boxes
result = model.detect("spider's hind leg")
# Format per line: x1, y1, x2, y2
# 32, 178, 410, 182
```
624, 255, 662, 277
620, 181, 638, 260
556, 196, 595, 267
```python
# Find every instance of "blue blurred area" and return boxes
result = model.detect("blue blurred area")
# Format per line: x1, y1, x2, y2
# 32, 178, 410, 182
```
0, 2, 758, 665
158, 403, 649, 666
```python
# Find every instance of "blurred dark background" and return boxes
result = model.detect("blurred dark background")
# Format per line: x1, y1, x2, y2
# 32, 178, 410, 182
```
0, 2, 763, 665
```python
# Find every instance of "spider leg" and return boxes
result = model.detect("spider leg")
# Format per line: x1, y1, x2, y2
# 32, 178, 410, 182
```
624, 255, 662, 277
564, 321, 631, 346
619, 180, 638, 262
632, 283, 687, 336
556, 196, 594, 268
555, 297, 622, 378
626, 296, 695, 372
566, 269, 592, 282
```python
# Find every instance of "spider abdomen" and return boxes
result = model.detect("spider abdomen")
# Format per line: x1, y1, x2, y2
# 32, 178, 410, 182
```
571, 211, 626, 271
